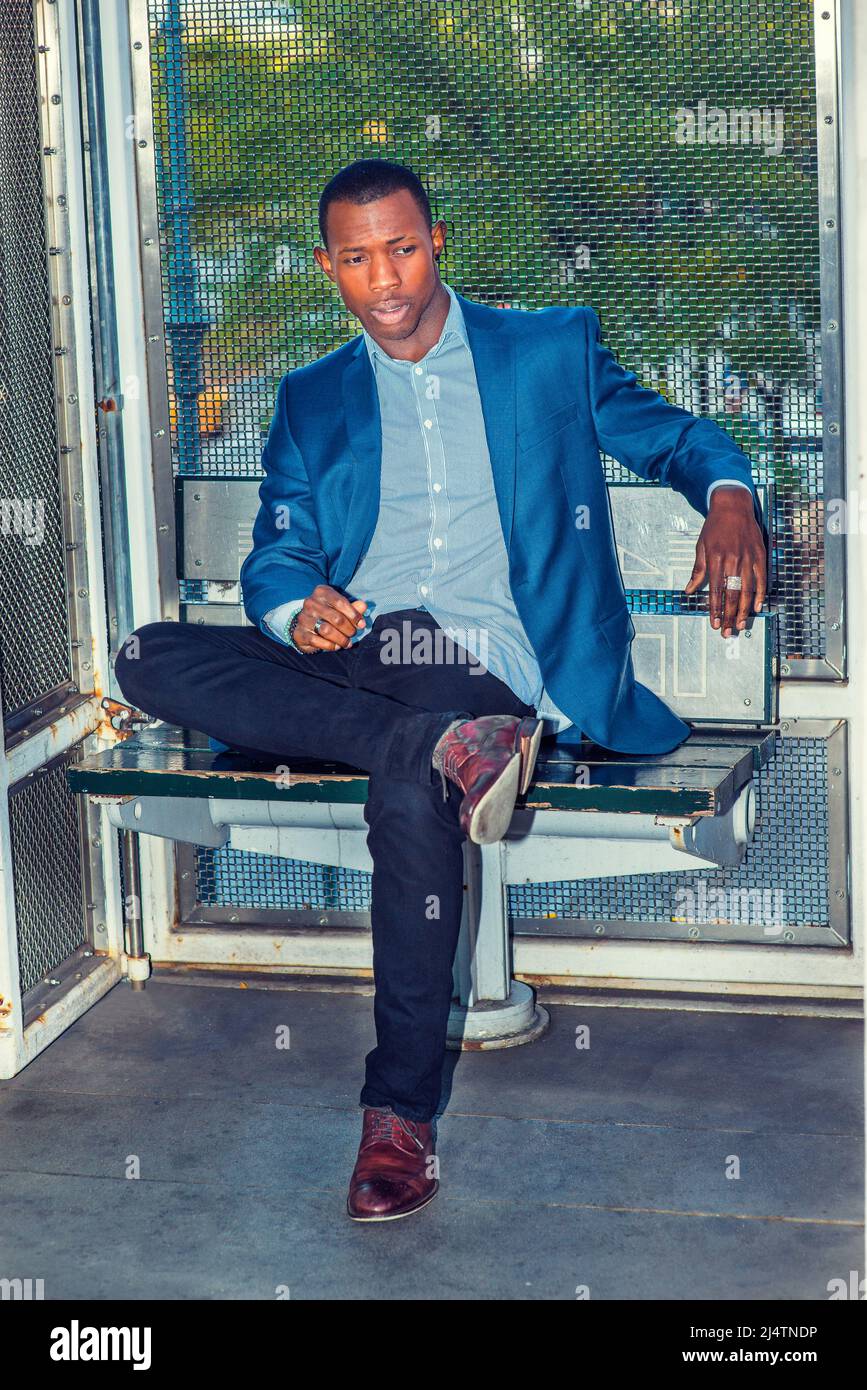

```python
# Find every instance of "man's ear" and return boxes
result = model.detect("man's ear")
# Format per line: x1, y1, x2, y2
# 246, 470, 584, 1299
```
313, 245, 334, 280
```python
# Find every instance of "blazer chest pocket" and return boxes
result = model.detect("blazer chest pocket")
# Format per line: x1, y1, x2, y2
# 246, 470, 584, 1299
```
517, 399, 580, 453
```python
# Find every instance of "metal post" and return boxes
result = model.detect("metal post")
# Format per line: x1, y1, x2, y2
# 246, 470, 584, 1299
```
79, 0, 136, 674
447, 842, 549, 1050
120, 829, 150, 990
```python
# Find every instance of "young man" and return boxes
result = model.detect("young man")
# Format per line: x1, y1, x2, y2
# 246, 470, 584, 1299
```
115, 159, 767, 1224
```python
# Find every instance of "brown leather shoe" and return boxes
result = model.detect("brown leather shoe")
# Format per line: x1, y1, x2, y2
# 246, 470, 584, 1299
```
432, 713, 543, 844
346, 1108, 438, 1222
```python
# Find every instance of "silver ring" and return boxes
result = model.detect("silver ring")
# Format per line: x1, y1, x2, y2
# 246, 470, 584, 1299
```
313, 616, 324, 635
724, 574, 743, 591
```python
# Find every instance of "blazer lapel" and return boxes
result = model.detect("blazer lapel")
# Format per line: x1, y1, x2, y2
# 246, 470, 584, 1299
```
340, 339, 382, 583
454, 292, 517, 551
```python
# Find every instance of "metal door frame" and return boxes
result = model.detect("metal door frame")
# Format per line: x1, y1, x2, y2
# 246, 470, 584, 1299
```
0, 0, 128, 1078
113, 0, 861, 998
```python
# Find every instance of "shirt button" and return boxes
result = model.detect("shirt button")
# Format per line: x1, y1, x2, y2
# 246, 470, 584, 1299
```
424, 419, 433, 428
414, 366, 423, 375
433, 537, 443, 548
433, 482, 442, 492
420, 585, 429, 595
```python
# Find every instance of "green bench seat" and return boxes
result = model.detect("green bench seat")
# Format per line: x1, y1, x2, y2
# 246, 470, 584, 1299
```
67, 723, 774, 820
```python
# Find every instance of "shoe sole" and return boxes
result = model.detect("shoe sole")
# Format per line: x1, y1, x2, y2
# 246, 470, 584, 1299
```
346, 1182, 439, 1222
465, 752, 522, 845
516, 717, 544, 796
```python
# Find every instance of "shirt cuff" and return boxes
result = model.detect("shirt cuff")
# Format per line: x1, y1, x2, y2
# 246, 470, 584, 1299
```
263, 598, 306, 645
706, 479, 752, 507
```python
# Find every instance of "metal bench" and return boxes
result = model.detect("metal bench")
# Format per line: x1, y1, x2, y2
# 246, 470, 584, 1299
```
67, 474, 777, 1045
67, 721, 775, 1045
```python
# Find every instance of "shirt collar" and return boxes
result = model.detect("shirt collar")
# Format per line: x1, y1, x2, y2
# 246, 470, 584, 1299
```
362, 281, 468, 365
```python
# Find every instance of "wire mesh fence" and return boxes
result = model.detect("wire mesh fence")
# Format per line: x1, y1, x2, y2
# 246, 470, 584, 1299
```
141, 0, 838, 940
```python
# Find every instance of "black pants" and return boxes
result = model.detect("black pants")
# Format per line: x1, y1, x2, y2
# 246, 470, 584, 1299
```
114, 608, 535, 1122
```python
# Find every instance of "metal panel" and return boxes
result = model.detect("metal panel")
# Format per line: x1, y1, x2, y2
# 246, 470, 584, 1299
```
511, 721, 849, 948
179, 476, 778, 602
609, 482, 776, 592
179, 600, 248, 626
7, 750, 89, 996
631, 610, 776, 723
178, 842, 373, 930
0, 0, 84, 733
177, 477, 259, 579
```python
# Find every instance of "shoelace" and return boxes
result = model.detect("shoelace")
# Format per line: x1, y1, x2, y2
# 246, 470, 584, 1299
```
432, 719, 468, 802
367, 1109, 422, 1148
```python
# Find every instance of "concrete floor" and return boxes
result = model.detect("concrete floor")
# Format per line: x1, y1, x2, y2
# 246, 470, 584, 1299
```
0, 977, 862, 1300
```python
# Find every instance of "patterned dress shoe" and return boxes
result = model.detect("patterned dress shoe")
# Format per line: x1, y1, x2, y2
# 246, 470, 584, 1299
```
431, 713, 543, 845
346, 1108, 439, 1222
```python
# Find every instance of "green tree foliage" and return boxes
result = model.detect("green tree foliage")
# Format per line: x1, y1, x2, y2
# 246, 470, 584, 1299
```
150, 0, 821, 466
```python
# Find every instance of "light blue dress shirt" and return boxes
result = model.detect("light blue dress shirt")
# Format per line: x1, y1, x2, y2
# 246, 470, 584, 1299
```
262, 282, 748, 734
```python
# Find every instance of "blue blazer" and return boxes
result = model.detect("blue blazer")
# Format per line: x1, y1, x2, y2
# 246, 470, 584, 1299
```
240, 293, 764, 755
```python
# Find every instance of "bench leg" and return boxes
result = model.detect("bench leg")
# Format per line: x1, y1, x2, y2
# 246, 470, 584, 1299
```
120, 830, 151, 989
447, 841, 549, 1050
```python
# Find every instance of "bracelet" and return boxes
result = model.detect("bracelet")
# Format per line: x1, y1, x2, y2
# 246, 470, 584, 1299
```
285, 610, 303, 651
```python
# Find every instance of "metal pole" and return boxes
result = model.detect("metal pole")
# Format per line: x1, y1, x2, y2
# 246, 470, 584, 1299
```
120, 829, 148, 990
79, 0, 135, 666
160, 0, 208, 475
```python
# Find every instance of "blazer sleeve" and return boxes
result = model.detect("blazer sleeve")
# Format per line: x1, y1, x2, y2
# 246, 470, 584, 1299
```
239, 372, 329, 631
581, 306, 766, 538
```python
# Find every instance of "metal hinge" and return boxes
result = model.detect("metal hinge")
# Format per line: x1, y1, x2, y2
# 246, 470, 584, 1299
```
100, 697, 158, 738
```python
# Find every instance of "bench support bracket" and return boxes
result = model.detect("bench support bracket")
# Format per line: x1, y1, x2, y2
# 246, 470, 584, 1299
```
89, 784, 757, 1048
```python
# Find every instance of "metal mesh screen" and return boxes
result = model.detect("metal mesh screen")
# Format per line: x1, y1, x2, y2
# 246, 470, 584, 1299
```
511, 734, 832, 937
190, 736, 836, 942
0, 0, 73, 718
147, 0, 828, 663
8, 753, 89, 995
196, 846, 371, 913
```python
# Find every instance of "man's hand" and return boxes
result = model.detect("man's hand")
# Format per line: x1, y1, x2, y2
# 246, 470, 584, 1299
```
292, 585, 367, 653
683, 488, 767, 638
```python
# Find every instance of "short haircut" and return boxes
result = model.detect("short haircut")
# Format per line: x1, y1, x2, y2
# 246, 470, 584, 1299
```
318, 159, 433, 249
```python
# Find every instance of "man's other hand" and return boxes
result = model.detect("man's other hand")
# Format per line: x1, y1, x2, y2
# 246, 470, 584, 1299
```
683, 488, 767, 638
293, 585, 367, 653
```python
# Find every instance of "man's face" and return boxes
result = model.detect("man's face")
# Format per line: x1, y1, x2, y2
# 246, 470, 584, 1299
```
314, 189, 446, 346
